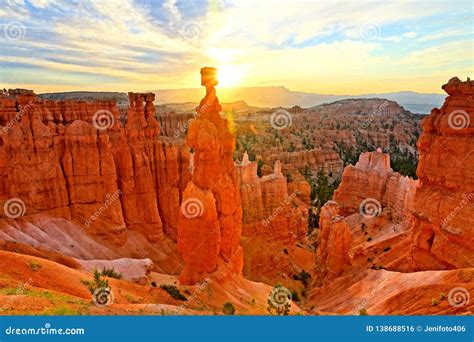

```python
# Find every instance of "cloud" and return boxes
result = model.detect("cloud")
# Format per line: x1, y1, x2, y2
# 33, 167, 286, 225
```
0, 0, 472, 93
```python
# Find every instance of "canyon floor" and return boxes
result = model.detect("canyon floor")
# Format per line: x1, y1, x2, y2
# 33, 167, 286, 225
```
0, 76, 472, 316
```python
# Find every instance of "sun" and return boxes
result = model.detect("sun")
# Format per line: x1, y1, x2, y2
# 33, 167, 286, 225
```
217, 65, 243, 88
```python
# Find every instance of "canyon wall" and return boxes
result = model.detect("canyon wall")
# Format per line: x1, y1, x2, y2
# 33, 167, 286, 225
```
316, 77, 473, 282
333, 148, 418, 222
409, 77, 474, 270
237, 152, 309, 244
0, 90, 191, 243
261, 148, 344, 180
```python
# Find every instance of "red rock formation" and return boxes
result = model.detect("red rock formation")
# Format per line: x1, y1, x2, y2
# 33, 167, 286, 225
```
333, 148, 418, 222
237, 153, 309, 244
156, 112, 195, 138
409, 77, 474, 270
262, 148, 344, 180
0, 90, 192, 245
177, 67, 243, 284
315, 201, 352, 285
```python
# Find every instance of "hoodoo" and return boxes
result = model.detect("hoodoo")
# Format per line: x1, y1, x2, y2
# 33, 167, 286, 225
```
177, 68, 244, 285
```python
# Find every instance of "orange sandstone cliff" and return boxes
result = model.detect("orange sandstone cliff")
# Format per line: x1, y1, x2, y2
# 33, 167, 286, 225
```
408, 77, 474, 270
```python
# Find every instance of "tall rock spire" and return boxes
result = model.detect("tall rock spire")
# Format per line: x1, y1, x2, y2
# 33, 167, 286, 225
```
177, 67, 243, 285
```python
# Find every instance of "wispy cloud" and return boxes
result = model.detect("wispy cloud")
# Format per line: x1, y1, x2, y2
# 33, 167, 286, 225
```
0, 0, 472, 93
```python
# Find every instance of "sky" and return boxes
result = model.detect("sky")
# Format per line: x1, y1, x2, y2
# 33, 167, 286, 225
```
0, 0, 473, 94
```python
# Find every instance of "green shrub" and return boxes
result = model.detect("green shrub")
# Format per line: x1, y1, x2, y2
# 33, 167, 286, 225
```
222, 302, 235, 315
80, 269, 109, 295
160, 285, 187, 301
99, 267, 122, 279
28, 261, 42, 271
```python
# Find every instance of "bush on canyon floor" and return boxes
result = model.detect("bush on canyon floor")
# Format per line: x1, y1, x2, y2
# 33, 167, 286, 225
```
28, 261, 42, 271
222, 302, 236, 315
359, 308, 368, 315
99, 267, 123, 279
292, 270, 311, 287
81, 269, 109, 295
160, 285, 187, 301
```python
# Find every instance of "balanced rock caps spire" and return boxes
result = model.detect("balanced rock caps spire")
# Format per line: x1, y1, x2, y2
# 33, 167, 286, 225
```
177, 67, 243, 285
